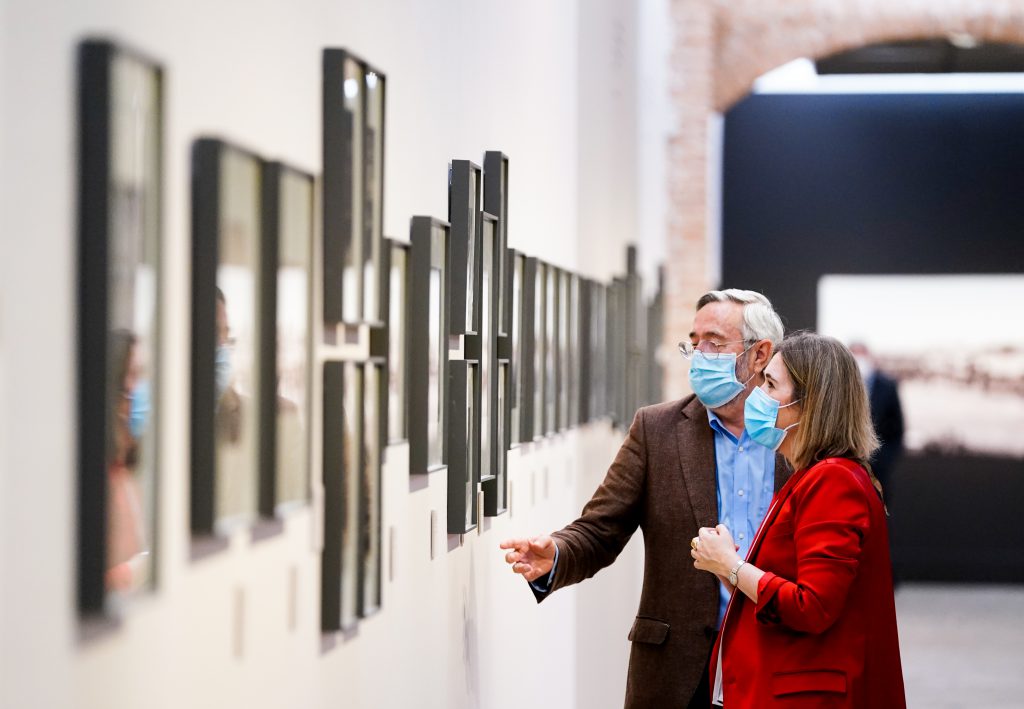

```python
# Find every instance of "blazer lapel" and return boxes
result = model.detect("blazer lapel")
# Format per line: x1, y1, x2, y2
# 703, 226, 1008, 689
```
747, 466, 805, 562
676, 397, 718, 528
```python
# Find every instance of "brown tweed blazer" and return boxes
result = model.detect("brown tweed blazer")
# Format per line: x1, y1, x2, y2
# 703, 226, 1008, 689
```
540, 395, 790, 708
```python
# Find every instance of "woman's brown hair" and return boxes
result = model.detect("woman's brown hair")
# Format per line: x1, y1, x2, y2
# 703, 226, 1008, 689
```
776, 332, 879, 473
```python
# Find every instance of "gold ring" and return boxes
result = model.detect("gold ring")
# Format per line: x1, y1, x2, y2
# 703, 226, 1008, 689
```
690, 537, 699, 550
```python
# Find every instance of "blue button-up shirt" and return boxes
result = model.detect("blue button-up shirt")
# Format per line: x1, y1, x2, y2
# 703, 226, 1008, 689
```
708, 409, 776, 628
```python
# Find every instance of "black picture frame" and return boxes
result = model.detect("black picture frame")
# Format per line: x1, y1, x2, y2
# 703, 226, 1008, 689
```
321, 360, 363, 631
322, 49, 387, 329
515, 255, 537, 443
478, 213, 499, 485
190, 137, 264, 538
483, 151, 510, 338
558, 268, 571, 432
383, 238, 411, 444
533, 260, 547, 439
447, 359, 479, 534
408, 217, 450, 476
545, 265, 560, 435
608, 276, 627, 427
77, 39, 164, 616
447, 160, 482, 338
359, 360, 386, 617
259, 161, 314, 518
577, 278, 593, 424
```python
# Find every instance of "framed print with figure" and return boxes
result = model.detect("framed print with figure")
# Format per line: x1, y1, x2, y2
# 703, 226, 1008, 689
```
259, 161, 314, 517
408, 217, 450, 476
190, 138, 264, 538
77, 38, 163, 615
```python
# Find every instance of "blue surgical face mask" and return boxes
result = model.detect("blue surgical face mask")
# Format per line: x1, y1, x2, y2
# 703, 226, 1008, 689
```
129, 379, 151, 439
215, 344, 233, 401
688, 349, 755, 409
744, 385, 800, 451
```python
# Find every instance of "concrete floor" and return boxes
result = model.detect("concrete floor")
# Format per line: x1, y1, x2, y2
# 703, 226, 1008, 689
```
897, 584, 1024, 708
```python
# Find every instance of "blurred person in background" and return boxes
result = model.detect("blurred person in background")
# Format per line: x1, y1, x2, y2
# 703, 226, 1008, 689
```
849, 341, 904, 499
693, 333, 905, 708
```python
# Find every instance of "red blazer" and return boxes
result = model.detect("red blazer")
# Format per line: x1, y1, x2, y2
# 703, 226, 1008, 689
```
710, 457, 906, 708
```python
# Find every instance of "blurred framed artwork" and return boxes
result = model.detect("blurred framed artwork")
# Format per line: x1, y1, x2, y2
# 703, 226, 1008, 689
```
408, 217, 450, 476
514, 255, 537, 443
190, 138, 264, 538
383, 239, 410, 444
577, 278, 592, 424
448, 160, 482, 339
322, 49, 386, 330
447, 359, 479, 534
321, 360, 363, 631
818, 274, 1024, 460
545, 265, 559, 435
359, 361, 386, 617
478, 213, 498, 486
533, 260, 547, 439
77, 38, 163, 615
259, 162, 314, 517
483, 151, 510, 338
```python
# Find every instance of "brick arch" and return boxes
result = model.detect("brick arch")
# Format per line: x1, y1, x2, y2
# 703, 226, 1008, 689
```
662, 0, 1024, 400
713, 0, 1024, 111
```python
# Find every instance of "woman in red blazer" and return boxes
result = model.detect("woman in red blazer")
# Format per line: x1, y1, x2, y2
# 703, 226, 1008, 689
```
691, 332, 905, 707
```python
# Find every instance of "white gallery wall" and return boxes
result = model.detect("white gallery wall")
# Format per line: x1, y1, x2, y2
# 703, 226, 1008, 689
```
0, 1, 664, 707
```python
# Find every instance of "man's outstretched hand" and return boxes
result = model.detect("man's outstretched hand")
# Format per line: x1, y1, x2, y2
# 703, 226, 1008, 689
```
500, 535, 556, 583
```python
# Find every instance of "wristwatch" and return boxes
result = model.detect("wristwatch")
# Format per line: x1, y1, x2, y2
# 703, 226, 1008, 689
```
728, 559, 746, 587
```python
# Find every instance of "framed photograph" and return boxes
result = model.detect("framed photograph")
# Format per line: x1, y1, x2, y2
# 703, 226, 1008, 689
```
448, 160, 482, 337
608, 277, 627, 427
478, 213, 499, 485
408, 217, 450, 476
447, 360, 479, 534
259, 162, 314, 517
483, 355, 510, 517
590, 282, 608, 420
533, 260, 547, 439
513, 254, 536, 443
577, 278, 592, 424
321, 360, 363, 631
383, 239, 410, 444
545, 265, 559, 435
323, 49, 386, 329
191, 138, 264, 537
646, 267, 665, 406
77, 39, 163, 615
359, 361, 386, 617
558, 269, 572, 431
483, 151, 509, 337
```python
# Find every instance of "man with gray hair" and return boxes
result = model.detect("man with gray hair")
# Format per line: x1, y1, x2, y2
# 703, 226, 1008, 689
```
500, 288, 789, 708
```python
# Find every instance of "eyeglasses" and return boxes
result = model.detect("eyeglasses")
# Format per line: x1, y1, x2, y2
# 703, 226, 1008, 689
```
677, 339, 754, 360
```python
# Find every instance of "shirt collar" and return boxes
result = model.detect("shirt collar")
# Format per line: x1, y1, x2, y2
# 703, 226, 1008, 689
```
706, 408, 739, 443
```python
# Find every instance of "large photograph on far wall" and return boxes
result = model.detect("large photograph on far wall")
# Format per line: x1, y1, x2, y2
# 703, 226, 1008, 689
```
818, 274, 1024, 459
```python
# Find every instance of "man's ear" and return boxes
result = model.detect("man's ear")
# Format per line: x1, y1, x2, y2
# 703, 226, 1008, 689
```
752, 340, 773, 372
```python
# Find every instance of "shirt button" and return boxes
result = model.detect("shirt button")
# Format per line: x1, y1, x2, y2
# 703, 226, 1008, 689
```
738, 446, 744, 452
738, 489, 745, 497
739, 533, 745, 540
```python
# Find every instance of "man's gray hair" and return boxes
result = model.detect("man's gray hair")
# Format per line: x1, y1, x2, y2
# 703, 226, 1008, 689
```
696, 289, 784, 347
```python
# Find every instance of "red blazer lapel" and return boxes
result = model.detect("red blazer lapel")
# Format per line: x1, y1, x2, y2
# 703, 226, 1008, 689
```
746, 466, 806, 562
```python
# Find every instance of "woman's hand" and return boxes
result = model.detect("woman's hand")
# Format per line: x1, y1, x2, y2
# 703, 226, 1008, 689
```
691, 524, 741, 578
